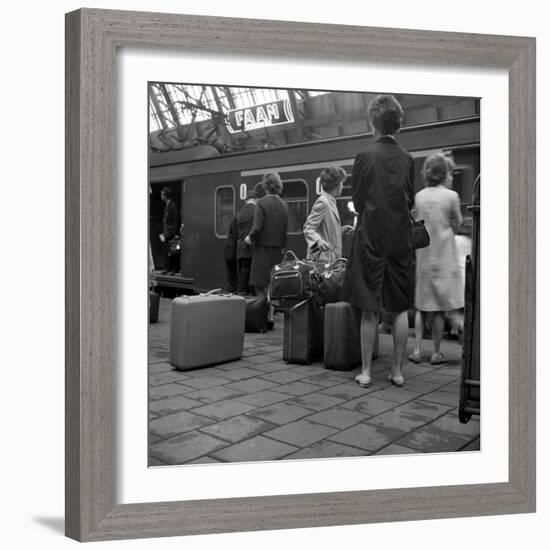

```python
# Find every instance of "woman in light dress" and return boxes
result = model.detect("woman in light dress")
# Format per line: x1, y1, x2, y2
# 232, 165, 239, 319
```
409, 153, 463, 365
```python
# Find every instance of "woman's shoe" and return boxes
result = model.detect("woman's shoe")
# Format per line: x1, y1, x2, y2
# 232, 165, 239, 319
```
430, 352, 447, 365
408, 351, 421, 364
387, 372, 405, 387
354, 373, 371, 388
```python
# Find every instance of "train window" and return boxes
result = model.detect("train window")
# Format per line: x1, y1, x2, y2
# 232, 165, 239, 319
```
215, 186, 235, 238
281, 179, 308, 234
336, 174, 356, 226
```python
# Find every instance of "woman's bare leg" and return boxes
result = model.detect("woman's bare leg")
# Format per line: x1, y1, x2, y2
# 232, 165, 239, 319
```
391, 310, 409, 380
411, 310, 423, 358
432, 312, 445, 355
356, 310, 378, 385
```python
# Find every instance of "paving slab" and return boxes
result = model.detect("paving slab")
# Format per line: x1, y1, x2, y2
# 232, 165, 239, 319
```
259, 369, 314, 384
149, 395, 204, 415
149, 370, 189, 386
397, 399, 454, 420
183, 386, 246, 404
428, 411, 481, 438
286, 393, 345, 412
305, 407, 367, 429
211, 435, 298, 462
149, 382, 194, 401
224, 378, 279, 394
232, 389, 295, 407
284, 440, 368, 460
149, 361, 177, 374
341, 395, 400, 417
366, 408, 433, 432
420, 389, 461, 408
210, 367, 263, 381
299, 373, 356, 388
368, 386, 422, 404
190, 399, 257, 421
247, 402, 315, 425
150, 410, 214, 439
320, 381, 379, 400
249, 361, 296, 372
150, 431, 227, 464
395, 424, 472, 453
372, 444, 421, 455
274, 381, 327, 396
264, 419, 339, 448
183, 375, 234, 390
329, 422, 406, 452
199, 415, 276, 444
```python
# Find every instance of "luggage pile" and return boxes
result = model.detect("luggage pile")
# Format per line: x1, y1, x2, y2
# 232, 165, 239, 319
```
268, 249, 373, 369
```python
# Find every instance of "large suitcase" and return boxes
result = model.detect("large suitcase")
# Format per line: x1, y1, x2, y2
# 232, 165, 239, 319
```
324, 302, 379, 370
149, 291, 160, 324
282, 298, 324, 364
170, 293, 245, 370
244, 295, 268, 333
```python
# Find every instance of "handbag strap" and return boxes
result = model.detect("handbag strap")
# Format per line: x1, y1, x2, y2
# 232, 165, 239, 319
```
282, 249, 299, 263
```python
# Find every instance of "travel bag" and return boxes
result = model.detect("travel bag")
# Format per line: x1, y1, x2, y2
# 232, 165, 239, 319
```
317, 258, 347, 305
324, 302, 379, 370
170, 291, 245, 370
269, 250, 319, 302
149, 291, 160, 324
282, 298, 324, 365
244, 295, 269, 333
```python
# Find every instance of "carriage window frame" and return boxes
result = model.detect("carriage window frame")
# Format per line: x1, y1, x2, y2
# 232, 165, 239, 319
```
214, 185, 236, 239
281, 178, 309, 235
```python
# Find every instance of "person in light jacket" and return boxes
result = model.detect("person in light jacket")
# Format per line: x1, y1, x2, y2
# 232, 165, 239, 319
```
303, 165, 347, 263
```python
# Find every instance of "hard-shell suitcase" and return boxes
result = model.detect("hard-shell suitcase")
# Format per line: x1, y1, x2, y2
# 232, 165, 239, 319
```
170, 292, 245, 370
282, 298, 324, 364
149, 291, 160, 324
244, 295, 269, 333
324, 302, 379, 370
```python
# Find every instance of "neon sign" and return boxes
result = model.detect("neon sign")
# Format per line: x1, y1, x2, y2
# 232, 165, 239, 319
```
226, 98, 294, 134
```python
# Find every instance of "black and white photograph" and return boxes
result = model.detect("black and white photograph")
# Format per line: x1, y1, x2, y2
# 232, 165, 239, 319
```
147, 83, 481, 466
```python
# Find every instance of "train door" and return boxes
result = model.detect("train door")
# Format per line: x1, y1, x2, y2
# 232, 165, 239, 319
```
149, 180, 182, 271
181, 172, 239, 292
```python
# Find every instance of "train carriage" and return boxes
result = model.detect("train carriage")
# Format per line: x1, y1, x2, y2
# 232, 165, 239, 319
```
149, 115, 480, 294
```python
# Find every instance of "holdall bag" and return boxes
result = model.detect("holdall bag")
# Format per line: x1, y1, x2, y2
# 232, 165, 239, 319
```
317, 258, 348, 305
170, 290, 245, 370
282, 297, 324, 365
269, 250, 319, 302
244, 295, 269, 333
149, 291, 160, 324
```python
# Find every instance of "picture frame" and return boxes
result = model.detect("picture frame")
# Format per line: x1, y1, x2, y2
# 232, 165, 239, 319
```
65, 8, 536, 542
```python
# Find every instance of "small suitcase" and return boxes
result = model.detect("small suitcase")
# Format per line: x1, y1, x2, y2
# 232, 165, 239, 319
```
170, 293, 245, 370
149, 291, 160, 324
244, 295, 269, 333
324, 302, 379, 370
282, 298, 324, 364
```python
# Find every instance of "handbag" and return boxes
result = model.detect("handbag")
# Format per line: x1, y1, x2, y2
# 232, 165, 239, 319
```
168, 236, 182, 256
410, 216, 430, 250
269, 250, 319, 302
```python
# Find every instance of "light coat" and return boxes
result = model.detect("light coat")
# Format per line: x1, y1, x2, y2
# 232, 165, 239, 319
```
303, 191, 342, 262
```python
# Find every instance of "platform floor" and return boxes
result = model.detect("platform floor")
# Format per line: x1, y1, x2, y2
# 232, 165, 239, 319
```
149, 298, 480, 466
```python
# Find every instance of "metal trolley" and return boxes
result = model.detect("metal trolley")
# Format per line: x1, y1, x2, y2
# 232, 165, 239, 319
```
459, 175, 480, 423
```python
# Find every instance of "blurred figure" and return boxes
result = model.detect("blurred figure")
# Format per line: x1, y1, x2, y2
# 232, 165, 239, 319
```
245, 173, 289, 328
303, 166, 347, 263
409, 154, 464, 365
223, 216, 238, 293
342, 95, 415, 388
236, 182, 266, 294
159, 187, 179, 274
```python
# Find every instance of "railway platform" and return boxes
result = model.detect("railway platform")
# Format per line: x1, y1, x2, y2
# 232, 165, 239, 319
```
149, 298, 480, 466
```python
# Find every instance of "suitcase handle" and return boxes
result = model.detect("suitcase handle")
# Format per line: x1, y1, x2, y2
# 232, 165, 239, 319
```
201, 288, 222, 296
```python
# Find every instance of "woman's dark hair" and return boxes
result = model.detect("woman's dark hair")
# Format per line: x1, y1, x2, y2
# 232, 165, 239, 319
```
367, 94, 404, 135
320, 165, 347, 192
161, 187, 173, 198
262, 172, 283, 195
422, 153, 451, 187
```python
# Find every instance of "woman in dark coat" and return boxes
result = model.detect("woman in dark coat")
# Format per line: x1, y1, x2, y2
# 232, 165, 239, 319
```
342, 95, 415, 388
245, 173, 289, 327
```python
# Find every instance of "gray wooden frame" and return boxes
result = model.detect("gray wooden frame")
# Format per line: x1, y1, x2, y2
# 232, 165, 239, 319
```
65, 8, 536, 542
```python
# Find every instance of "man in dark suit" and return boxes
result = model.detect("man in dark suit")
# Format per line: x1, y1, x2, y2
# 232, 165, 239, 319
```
160, 187, 179, 274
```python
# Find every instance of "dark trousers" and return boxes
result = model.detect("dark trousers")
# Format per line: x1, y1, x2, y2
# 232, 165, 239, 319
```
237, 258, 252, 294
225, 259, 238, 293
